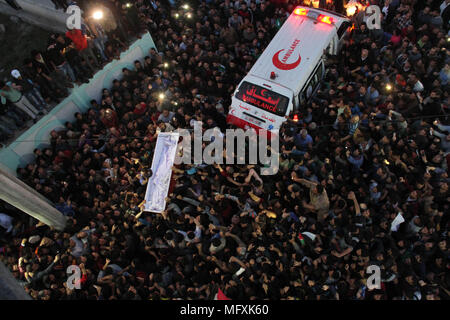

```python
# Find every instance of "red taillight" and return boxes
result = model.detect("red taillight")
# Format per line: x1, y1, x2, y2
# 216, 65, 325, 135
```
270, 72, 276, 79
318, 14, 334, 24
293, 114, 299, 122
293, 7, 308, 16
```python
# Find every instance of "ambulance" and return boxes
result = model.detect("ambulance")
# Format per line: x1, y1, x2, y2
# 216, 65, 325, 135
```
227, 6, 352, 134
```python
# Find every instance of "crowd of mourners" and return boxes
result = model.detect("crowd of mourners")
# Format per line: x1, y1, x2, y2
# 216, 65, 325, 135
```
0, 0, 449, 300
0, 0, 144, 143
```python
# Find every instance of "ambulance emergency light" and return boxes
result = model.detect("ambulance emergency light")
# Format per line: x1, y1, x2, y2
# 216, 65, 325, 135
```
293, 7, 334, 25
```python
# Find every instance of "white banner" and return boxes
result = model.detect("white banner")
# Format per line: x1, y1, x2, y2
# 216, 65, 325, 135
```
144, 132, 180, 213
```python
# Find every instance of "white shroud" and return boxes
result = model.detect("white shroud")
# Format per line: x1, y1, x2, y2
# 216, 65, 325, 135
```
144, 132, 180, 213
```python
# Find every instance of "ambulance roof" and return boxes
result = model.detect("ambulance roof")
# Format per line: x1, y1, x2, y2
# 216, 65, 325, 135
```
248, 6, 349, 96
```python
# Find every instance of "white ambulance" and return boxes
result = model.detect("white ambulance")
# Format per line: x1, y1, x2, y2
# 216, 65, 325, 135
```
227, 6, 352, 135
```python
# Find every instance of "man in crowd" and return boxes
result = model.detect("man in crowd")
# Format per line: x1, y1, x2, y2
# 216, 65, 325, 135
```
0, 80, 42, 121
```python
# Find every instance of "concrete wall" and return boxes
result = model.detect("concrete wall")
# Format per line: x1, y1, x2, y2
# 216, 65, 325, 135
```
0, 0, 70, 32
0, 32, 157, 175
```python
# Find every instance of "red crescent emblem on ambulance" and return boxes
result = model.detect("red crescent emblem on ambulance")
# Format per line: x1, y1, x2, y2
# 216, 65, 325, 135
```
272, 50, 301, 70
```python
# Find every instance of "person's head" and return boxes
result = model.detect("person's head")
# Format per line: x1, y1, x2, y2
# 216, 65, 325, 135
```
105, 96, 113, 105
157, 120, 166, 130
312, 184, 324, 195
300, 129, 308, 139
187, 231, 195, 240
360, 203, 369, 215
53, 33, 64, 44
430, 89, 440, 99
361, 48, 369, 57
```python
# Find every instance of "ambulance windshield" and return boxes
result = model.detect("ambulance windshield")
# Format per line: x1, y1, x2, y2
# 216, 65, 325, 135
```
235, 81, 289, 116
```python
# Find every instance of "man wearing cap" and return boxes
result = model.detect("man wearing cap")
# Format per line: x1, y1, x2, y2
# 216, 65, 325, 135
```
0, 80, 41, 121
10, 69, 47, 112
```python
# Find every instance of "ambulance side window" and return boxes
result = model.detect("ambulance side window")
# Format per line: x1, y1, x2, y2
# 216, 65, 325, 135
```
293, 95, 300, 112
316, 61, 324, 81
299, 61, 324, 105
298, 91, 305, 106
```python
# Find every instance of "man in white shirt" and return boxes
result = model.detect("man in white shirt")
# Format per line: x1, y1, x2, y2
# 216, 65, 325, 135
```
408, 73, 424, 92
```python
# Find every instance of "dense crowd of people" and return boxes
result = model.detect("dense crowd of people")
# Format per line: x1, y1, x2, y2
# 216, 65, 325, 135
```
0, 0, 449, 300
0, 0, 145, 143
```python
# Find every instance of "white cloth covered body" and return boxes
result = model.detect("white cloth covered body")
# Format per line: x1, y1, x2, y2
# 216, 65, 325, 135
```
144, 132, 180, 213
